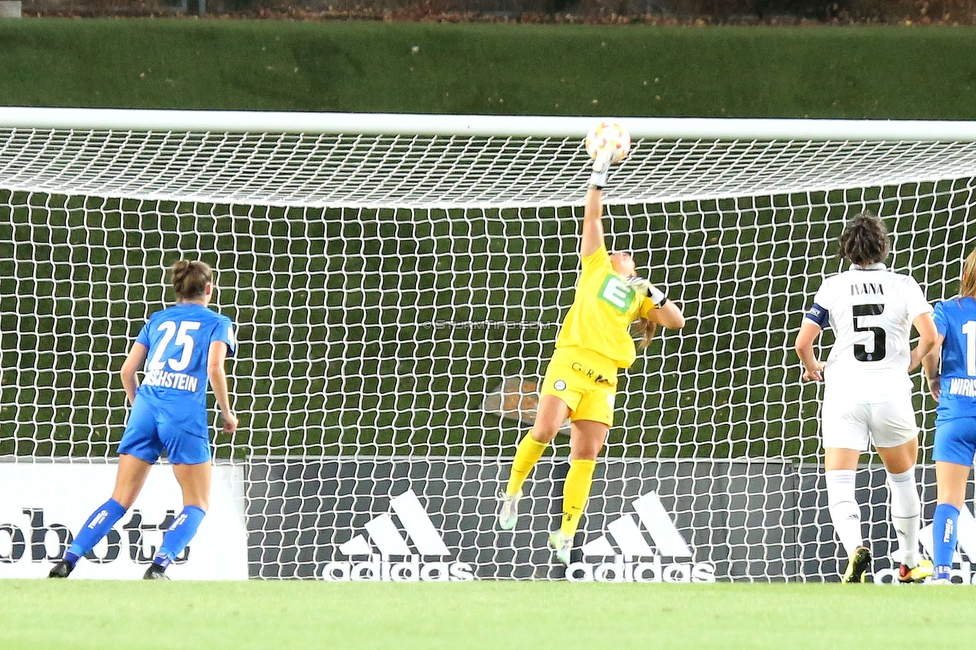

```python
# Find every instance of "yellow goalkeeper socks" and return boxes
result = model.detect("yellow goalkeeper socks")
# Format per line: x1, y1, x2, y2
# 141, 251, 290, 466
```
505, 432, 549, 497
560, 459, 597, 537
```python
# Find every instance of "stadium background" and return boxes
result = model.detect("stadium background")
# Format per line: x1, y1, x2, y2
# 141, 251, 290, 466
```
3, 8, 976, 649
2, 17, 975, 462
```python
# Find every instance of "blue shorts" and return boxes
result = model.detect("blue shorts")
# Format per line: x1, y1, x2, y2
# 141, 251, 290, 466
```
933, 417, 976, 467
117, 397, 212, 465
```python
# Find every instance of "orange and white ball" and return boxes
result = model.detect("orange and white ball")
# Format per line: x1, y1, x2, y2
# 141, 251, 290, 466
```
585, 121, 631, 164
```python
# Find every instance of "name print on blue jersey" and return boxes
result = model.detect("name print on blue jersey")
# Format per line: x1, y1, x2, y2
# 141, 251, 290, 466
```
142, 368, 200, 392
947, 378, 976, 397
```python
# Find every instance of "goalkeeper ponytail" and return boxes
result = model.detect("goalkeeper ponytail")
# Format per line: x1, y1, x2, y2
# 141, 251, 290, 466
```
633, 317, 658, 349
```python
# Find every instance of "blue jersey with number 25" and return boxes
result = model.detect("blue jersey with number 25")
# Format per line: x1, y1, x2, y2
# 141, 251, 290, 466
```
933, 296, 976, 422
135, 303, 236, 413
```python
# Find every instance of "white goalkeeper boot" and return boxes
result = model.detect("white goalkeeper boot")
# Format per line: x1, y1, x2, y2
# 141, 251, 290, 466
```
497, 491, 522, 531
549, 530, 573, 566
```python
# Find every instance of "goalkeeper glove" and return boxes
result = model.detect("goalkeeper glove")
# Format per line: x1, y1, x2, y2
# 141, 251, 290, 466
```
625, 276, 668, 308
588, 151, 612, 189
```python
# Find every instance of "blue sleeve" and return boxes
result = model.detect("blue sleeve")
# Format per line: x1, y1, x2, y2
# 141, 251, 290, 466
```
933, 302, 947, 337
135, 322, 151, 349
804, 303, 829, 329
212, 316, 237, 357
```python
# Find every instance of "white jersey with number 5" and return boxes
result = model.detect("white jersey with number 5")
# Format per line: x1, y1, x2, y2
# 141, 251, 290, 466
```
805, 262, 932, 403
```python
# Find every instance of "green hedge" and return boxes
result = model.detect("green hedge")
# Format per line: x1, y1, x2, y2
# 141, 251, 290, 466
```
3, 20, 976, 118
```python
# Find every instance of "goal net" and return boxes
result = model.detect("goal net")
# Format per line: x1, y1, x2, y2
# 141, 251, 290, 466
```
2, 108, 975, 582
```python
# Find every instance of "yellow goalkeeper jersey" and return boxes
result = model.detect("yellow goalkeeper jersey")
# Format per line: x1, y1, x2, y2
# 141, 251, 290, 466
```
554, 245, 657, 369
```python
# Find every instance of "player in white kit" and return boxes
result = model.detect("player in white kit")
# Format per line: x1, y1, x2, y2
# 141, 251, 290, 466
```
794, 212, 938, 583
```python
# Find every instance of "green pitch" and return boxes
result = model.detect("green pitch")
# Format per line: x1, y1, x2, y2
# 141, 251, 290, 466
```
1, 581, 973, 649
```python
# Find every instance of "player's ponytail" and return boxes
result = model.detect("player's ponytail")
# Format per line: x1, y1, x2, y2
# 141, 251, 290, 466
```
632, 317, 657, 349
960, 247, 976, 299
172, 260, 212, 301
838, 211, 889, 267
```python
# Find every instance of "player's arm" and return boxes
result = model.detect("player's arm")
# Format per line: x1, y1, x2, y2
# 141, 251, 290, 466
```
794, 321, 824, 382
921, 334, 944, 401
909, 311, 938, 372
207, 341, 238, 433
648, 299, 685, 330
637, 286, 685, 330
580, 152, 612, 258
119, 342, 148, 405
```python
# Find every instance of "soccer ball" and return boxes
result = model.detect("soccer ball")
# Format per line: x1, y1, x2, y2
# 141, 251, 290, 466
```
585, 121, 631, 164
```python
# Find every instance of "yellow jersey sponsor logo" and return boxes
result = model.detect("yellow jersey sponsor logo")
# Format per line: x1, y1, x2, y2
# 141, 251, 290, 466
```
598, 275, 635, 313
570, 361, 614, 386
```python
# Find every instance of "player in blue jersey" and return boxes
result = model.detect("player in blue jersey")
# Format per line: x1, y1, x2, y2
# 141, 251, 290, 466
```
49, 260, 238, 580
922, 248, 976, 584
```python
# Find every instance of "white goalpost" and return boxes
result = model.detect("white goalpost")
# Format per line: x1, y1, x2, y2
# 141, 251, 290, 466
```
1, 108, 975, 582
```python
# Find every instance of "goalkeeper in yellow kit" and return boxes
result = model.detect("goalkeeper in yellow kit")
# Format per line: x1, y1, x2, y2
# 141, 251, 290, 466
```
497, 146, 686, 566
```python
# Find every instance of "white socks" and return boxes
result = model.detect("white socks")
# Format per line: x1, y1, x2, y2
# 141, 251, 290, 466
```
825, 467, 921, 567
825, 469, 863, 555
886, 467, 921, 568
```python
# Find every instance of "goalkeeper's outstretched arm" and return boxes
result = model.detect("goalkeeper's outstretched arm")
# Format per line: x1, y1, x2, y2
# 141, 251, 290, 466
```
580, 153, 611, 258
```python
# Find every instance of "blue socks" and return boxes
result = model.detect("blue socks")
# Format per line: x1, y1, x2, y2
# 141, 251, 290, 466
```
65, 499, 128, 566
933, 503, 960, 580
153, 506, 206, 569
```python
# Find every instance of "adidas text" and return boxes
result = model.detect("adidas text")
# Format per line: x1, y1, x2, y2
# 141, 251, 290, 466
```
320, 554, 475, 581
566, 555, 716, 583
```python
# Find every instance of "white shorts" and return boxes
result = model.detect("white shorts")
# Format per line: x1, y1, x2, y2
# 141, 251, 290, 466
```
821, 394, 919, 451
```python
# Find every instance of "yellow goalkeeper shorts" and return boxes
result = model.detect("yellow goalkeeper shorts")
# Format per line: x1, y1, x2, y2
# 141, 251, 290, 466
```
539, 346, 619, 427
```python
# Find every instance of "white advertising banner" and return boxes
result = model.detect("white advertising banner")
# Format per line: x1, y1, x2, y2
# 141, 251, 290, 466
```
0, 461, 248, 580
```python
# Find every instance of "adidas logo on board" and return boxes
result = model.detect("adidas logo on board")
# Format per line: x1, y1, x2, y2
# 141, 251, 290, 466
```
320, 489, 474, 582
566, 491, 716, 583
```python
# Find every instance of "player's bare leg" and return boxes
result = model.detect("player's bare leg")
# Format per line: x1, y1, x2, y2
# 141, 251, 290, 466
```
49, 454, 152, 579
110, 454, 154, 508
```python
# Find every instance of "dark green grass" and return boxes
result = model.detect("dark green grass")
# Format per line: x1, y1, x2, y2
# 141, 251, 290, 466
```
3, 20, 976, 117
1, 581, 974, 649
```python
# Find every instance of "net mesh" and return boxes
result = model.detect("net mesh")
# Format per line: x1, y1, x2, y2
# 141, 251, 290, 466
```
2, 115, 975, 580
4, 129, 976, 207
